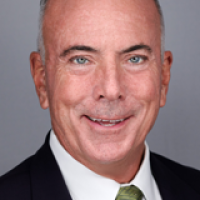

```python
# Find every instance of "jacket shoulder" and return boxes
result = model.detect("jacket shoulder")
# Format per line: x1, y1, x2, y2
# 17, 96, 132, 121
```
151, 152, 200, 176
151, 152, 200, 193
0, 156, 34, 200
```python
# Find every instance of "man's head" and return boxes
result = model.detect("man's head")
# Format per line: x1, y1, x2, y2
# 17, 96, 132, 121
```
30, 0, 172, 182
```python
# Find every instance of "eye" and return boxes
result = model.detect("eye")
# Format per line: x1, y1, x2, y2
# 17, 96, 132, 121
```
129, 56, 146, 64
72, 57, 89, 65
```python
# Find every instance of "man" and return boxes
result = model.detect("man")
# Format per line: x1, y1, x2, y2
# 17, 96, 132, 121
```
0, 0, 200, 199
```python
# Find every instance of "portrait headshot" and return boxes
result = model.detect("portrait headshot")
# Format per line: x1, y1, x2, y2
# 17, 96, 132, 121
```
0, 0, 200, 199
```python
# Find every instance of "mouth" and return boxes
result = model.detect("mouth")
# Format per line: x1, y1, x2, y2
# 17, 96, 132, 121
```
85, 115, 130, 127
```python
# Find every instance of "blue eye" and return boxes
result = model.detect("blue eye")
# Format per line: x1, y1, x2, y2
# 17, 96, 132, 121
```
129, 56, 144, 64
74, 57, 88, 64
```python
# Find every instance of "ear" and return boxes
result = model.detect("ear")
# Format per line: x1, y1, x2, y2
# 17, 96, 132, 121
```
160, 51, 173, 107
30, 52, 49, 109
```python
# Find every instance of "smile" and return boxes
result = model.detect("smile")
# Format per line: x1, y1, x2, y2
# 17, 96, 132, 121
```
86, 116, 127, 127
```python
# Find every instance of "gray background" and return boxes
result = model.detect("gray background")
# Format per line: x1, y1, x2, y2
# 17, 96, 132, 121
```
0, 0, 200, 176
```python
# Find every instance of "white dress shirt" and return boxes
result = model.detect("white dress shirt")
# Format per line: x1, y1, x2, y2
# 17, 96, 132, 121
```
50, 130, 162, 200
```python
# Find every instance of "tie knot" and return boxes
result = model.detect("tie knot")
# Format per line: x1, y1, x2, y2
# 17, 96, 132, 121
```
115, 185, 143, 200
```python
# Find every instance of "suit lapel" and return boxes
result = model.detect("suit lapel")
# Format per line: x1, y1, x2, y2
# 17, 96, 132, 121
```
30, 133, 73, 200
150, 152, 200, 200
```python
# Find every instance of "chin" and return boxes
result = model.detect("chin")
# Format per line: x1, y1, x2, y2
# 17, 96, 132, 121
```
81, 140, 135, 165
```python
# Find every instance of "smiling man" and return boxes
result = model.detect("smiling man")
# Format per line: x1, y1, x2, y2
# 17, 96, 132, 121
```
1, 0, 200, 199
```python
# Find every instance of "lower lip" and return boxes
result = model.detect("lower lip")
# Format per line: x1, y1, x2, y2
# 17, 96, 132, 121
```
83, 116, 131, 130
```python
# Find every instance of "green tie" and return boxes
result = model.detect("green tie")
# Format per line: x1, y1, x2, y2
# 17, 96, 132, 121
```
115, 185, 144, 200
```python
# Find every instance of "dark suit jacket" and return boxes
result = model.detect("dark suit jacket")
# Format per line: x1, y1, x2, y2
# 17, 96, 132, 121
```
1, 133, 200, 200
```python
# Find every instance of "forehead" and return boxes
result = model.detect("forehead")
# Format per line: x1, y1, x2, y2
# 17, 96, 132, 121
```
43, 0, 160, 52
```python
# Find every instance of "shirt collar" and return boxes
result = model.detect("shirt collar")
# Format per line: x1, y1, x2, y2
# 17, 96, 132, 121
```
127, 140, 159, 200
50, 130, 159, 200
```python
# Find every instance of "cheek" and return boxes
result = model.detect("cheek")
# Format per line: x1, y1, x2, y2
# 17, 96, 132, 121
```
49, 69, 93, 106
126, 71, 160, 101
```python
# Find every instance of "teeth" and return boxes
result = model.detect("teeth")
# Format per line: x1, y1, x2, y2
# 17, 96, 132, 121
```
88, 116, 125, 124
88, 117, 96, 121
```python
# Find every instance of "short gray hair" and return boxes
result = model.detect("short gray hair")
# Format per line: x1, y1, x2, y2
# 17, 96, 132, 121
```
38, 0, 165, 64
154, 0, 165, 59
37, 0, 48, 64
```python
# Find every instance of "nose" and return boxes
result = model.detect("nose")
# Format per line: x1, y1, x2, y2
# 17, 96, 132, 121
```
93, 64, 124, 101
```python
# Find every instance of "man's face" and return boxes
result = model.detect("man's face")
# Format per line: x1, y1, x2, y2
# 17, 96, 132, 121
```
31, 0, 172, 168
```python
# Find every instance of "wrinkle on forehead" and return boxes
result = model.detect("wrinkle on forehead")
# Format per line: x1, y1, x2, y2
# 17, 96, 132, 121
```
43, 0, 161, 62
45, 0, 159, 26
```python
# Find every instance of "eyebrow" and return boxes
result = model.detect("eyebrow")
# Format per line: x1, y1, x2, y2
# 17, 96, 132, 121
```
60, 45, 98, 57
120, 44, 152, 54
